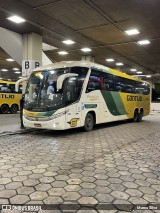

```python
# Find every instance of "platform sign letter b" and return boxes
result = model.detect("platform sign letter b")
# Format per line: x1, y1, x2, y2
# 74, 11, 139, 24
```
35, 62, 40, 68
25, 61, 29, 69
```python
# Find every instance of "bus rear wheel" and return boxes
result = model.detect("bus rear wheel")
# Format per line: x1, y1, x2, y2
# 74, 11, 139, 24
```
84, 113, 94, 132
10, 104, 18, 114
1, 104, 9, 114
133, 110, 138, 122
137, 110, 143, 122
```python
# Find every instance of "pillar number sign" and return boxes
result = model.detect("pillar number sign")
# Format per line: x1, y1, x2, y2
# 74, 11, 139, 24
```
22, 60, 41, 77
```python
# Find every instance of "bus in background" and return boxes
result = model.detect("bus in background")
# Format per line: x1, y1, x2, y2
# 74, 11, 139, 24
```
23, 61, 150, 131
0, 80, 22, 114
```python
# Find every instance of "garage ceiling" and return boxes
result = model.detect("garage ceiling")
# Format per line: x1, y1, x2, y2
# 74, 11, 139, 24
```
0, 0, 160, 81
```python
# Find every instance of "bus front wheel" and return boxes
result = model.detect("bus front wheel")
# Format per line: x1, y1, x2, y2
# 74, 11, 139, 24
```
10, 104, 18, 114
84, 113, 94, 132
1, 104, 9, 114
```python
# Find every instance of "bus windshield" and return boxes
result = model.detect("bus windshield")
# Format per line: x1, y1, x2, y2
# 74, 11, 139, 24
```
24, 66, 88, 111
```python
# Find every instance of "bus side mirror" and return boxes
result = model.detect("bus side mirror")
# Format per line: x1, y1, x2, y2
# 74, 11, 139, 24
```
57, 73, 78, 90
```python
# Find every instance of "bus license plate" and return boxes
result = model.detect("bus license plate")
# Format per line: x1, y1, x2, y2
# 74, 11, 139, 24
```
34, 123, 42, 127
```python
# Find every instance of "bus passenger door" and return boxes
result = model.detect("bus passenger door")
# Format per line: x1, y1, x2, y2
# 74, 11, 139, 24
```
65, 78, 82, 129
65, 103, 82, 129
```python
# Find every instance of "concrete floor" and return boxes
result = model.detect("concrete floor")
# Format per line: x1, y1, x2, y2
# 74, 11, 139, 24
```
0, 113, 160, 213
0, 113, 21, 134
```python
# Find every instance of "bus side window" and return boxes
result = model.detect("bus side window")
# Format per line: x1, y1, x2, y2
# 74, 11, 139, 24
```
126, 86, 132, 93
116, 85, 122, 92
86, 69, 102, 93
1, 83, 10, 92
9, 84, 15, 93
115, 76, 124, 92
144, 84, 150, 95
66, 78, 79, 104
135, 82, 146, 94
18, 86, 22, 94
102, 73, 115, 91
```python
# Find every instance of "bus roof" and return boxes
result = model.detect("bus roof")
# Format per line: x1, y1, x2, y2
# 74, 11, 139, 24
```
34, 61, 146, 83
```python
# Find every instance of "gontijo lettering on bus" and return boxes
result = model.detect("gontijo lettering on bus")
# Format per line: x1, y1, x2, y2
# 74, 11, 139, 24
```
127, 95, 142, 101
0, 94, 15, 99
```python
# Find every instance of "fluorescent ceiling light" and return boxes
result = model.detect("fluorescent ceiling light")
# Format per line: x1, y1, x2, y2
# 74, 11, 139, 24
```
1, 69, 8, 72
137, 40, 150, 45
62, 39, 75, 45
7, 15, 26, 24
14, 71, 21, 74
106, 58, 115, 62
58, 51, 68, 55
6, 58, 14, 62
146, 75, 151, 78
13, 68, 19, 71
116, 62, 124, 66
81, 48, 92, 52
125, 29, 140, 35
136, 71, 143, 74
130, 68, 137, 72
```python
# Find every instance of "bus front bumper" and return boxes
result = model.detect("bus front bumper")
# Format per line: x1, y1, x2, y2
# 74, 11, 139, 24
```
23, 116, 65, 130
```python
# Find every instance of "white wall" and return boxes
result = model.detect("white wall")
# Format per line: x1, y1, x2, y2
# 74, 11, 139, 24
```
42, 51, 52, 66
151, 103, 160, 111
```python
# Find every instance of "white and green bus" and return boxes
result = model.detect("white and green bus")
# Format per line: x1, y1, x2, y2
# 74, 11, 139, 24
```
23, 61, 150, 131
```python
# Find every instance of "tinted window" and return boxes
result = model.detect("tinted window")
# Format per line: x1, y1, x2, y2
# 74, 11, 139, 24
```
9, 84, 15, 93
0, 83, 22, 93
0, 83, 13, 93
115, 76, 149, 95
125, 80, 136, 93
120, 78, 135, 93
86, 69, 102, 93
70, 67, 88, 78
115, 76, 127, 92
18, 85, 22, 93
66, 78, 78, 104
84, 69, 150, 95
0, 83, 8, 92
135, 82, 150, 95
102, 73, 115, 91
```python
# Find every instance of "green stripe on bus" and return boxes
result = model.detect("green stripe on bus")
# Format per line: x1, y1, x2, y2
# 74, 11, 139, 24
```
37, 110, 56, 117
111, 92, 127, 115
84, 104, 97, 109
101, 91, 127, 116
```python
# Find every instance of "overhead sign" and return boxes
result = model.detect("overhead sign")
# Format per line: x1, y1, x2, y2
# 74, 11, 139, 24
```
22, 60, 41, 77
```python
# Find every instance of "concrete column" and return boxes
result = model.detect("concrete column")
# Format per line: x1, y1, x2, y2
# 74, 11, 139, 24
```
22, 33, 42, 77
81, 55, 94, 62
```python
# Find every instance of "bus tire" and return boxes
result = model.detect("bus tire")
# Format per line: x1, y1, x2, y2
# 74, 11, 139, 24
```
1, 104, 9, 114
137, 110, 143, 122
133, 110, 138, 122
84, 113, 94, 132
10, 104, 18, 114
